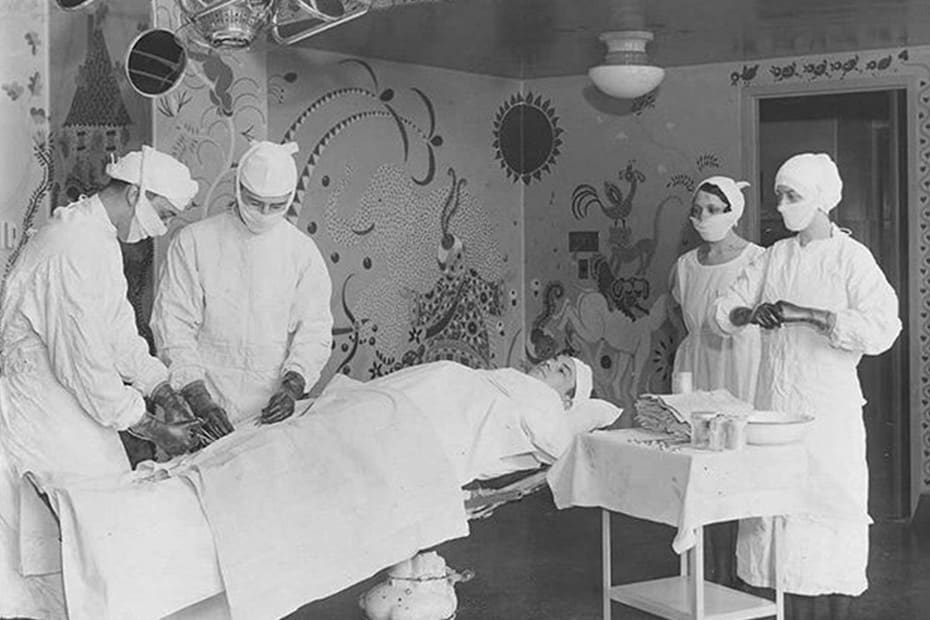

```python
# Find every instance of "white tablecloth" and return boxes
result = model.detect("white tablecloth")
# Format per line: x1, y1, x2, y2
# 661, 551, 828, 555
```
547, 429, 809, 553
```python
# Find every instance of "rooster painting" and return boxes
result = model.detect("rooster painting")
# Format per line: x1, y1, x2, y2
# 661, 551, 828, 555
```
570, 161, 645, 227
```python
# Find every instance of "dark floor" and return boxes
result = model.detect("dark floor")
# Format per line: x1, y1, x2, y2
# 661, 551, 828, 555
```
287, 489, 930, 620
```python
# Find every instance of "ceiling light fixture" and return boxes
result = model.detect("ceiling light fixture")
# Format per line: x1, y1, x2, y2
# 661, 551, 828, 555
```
588, 30, 664, 99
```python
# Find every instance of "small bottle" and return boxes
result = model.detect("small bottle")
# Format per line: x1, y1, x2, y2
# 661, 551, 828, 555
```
673, 371, 694, 394
725, 416, 748, 451
707, 415, 726, 451
691, 411, 715, 448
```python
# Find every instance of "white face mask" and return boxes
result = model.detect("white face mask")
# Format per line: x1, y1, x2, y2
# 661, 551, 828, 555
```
122, 190, 167, 243
778, 200, 819, 232
235, 181, 288, 235
236, 200, 284, 235
690, 213, 734, 242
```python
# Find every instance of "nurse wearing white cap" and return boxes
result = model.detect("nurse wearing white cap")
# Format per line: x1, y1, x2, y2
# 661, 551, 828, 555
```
668, 176, 765, 586
0, 145, 202, 619
713, 153, 901, 619
152, 141, 334, 432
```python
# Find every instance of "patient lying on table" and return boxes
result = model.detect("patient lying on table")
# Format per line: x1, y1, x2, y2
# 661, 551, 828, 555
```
319, 354, 620, 485
35, 355, 621, 620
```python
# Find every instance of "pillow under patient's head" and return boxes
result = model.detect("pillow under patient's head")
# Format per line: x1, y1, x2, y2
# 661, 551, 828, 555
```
567, 398, 623, 435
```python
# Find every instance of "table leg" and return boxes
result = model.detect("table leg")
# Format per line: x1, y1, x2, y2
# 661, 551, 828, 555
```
680, 548, 689, 577
689, 526, 705, 620
602, 509, 611, 620
774, 515, 784, 620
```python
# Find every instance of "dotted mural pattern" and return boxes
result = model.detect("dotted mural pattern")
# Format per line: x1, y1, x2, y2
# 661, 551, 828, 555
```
318, 163, 504, 359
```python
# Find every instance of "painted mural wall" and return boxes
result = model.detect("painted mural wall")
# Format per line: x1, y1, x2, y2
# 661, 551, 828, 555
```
521, 66, 739, 415
48, 0, 155, 342
524, 46, 930, 489
152, 0, 268, 237
266, 48, 524, 389
0, 0, 49, 292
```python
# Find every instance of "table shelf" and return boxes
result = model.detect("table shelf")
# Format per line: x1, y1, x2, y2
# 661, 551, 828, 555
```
610, 577, 776, 620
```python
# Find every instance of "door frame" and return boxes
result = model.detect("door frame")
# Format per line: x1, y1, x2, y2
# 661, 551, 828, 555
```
739, 74, 920, 517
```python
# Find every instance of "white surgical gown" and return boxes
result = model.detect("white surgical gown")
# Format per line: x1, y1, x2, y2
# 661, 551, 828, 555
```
713, 225, 901, 595
152, 210, 334, 427
672, 243, 764, 402
0, 195, 168, 618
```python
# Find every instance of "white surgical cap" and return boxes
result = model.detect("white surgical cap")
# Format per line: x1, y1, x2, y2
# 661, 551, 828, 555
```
571, 357, 593, 403
105, 145, 198, 210
774, 153, 843, 212
237, 141, 300, 199
694, 175, 750, 222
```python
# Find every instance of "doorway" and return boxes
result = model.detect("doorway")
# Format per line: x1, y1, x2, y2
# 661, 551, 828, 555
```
754, 90, 910, 521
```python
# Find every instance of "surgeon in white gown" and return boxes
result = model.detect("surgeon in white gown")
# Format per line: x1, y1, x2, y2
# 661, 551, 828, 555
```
669, 176, 764, 587
152, 141, 334, 434
713, 153, 901, 619
0, 146, 203, 619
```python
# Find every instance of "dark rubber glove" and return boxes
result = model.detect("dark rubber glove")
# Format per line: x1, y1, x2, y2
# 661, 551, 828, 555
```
128, 413, 201, 458
728, 306, 754, 327
150, 381, 197, 424
181, 380, 234, 443
775, 300, 835, 332
259, 371, 306, 425
749, 303, 783, 330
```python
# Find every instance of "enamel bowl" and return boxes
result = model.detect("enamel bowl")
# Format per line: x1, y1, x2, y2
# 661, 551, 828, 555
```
746, 410, 814, 445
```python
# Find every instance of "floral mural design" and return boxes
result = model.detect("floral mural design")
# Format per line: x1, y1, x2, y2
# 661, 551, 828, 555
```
268, 55, 519, 383
154, 0, 267, 222
280, 57, 444, 216
320, 167, 506, 378
732, 50, 909, 87
0, 0, 49, 306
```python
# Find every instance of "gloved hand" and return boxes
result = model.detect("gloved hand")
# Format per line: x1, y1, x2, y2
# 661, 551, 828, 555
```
181, 380, 234, 444
128, 413, 202, 458
774, 300, 835, 332
149, 381, 197, 425
729, 306, 754, 327
258, 370, 306, 425
749, 303, 783, 330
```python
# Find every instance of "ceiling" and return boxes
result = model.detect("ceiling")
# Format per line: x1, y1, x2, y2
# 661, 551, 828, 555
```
300, 0, 930, 78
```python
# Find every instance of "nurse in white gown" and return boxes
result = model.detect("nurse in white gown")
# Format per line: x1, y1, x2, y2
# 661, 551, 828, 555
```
669, 176, 763, 586
670, 176, 763, 404
713, 153, 901, 619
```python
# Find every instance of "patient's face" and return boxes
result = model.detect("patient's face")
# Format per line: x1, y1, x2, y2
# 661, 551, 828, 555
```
527, 354, 576, 404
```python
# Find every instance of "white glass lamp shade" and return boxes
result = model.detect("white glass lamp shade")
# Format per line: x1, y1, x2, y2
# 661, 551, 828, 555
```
589, 30, 665, 99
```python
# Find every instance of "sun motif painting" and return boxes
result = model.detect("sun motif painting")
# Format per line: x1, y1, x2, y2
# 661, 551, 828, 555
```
492, 91, 563, 185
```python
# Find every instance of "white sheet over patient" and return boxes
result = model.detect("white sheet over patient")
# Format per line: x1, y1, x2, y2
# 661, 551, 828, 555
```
320, 361, 573, 486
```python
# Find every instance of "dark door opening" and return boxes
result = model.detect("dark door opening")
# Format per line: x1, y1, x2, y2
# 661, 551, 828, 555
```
758, 90, 910, 520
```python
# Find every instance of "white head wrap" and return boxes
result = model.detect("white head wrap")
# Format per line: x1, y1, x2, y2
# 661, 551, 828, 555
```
105, 145, 198, 210
237, 140, 300, 202
694, 175, 750, 223
570, 357, 593, 404
774, 153, 843, 212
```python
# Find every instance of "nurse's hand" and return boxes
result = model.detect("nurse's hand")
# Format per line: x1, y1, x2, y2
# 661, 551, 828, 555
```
729, 306, 754, 327
749, 303, 783, 329
258, 370, 306, 425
